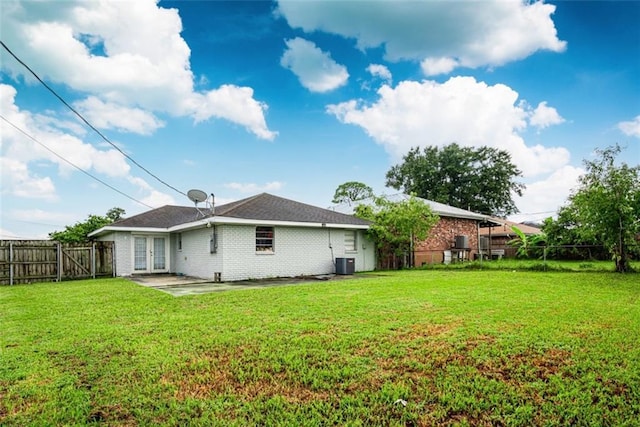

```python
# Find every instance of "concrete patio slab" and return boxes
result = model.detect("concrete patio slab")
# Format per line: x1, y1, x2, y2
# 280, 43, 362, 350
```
127, 273, 360, 297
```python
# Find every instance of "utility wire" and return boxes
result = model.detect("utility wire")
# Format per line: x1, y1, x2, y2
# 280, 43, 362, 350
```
1, 114, 154, 209
0, 40, 187, 197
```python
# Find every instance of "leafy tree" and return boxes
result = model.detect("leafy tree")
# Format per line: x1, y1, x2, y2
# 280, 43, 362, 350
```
332, 181, 375, 205
355, 195, 439, 269
541, 206, 606, 260
563, 144, 640, 272
49, 207, 125, 243
507, 225, 546, 258
386, 143, 525, 216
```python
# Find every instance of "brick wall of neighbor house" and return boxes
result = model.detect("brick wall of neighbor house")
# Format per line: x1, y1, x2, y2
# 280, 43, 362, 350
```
173, 228, 222, 279
414, 217, 478, 265
96, 231, 131, 276
219, 225, 375, 282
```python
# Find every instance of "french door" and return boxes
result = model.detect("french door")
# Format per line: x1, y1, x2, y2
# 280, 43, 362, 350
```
133, 236, 168, 273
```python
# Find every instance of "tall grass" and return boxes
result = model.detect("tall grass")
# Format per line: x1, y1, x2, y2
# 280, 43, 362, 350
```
2, 270, 640, 425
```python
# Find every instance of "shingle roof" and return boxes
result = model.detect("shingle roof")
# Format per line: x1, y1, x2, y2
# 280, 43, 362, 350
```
479, 218, 542, 236
330, 194, 493, 222
105, 193, 370, 230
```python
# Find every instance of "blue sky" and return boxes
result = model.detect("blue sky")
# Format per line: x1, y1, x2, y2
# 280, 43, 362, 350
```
1, 0, 639, 239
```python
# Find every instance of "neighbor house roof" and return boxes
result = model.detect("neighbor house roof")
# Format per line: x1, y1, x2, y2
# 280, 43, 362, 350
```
331, 194, 500, 224
89, 193, 370, 237
479, 218, 542, 237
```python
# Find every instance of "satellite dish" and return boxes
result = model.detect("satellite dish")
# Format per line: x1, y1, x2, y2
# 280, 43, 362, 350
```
187, 189, 208, 204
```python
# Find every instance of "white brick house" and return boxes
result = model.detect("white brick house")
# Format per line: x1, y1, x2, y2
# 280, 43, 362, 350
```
89, 193, 375, 282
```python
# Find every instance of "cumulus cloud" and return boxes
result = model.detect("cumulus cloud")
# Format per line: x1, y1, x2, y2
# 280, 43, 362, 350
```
277, 0, 565, 74
618, 115, 640, 138
280, 37, 349, 92
421, 57, 459, 76
510, 165, 584, 223
1, 0, 276, 139
0, 83, 131, 195
0, 157, 57, 200
326, 76, 570, 178
529, 101, 565, 130
367, 64, 392, 83
224, 181, 285, 194
74, 97, 165, 135
127, 176, 176, 208
188, 85, 277, 140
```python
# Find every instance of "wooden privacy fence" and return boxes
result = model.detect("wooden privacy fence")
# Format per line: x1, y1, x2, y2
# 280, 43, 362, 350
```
0, 240, 114, 285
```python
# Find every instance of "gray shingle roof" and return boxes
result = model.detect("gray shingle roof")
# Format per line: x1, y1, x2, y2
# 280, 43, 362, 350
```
330, 193, 492, 222
107, 193, 370, 229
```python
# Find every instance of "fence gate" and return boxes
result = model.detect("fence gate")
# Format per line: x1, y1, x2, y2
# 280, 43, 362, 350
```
0, 240, 114, 285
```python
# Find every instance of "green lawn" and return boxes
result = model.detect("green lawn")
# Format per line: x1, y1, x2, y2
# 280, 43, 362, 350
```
2, 271, 640, 426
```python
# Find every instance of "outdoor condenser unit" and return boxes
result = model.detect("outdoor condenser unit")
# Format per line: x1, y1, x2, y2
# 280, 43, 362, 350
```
335, 257, 355, 275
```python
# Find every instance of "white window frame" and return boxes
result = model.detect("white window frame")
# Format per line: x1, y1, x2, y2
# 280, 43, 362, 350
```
256, 226, 274, 253
345, 230, 357, 252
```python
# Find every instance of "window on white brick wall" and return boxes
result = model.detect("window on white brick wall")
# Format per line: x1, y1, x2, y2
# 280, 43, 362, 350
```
345, 230, 357, 252
256, 226, 274, 252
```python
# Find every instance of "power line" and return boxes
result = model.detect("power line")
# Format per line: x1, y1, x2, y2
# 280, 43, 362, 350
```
0, 40, 187, 197
0, 114, 154, 209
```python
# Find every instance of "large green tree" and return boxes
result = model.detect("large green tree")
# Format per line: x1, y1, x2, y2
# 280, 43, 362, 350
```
332, 181, 374, 205
355, 195, 439, 269
49, 207, 125, 243
386, 143, 525, 216
563, 145, 640, 273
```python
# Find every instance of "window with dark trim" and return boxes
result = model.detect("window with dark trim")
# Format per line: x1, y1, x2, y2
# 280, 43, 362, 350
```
256, 226, 274, 252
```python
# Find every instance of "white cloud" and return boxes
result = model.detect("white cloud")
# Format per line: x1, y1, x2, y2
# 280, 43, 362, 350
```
8, 209, 75, 224
1, 0, 276, 139
510, 165, 584, 223
0, 157, 57, 200
189, 85, 277, 140
421, 57, 459, 76
618, 115, 640, 138
367, 64, 392, 83
74, 97, 165, 135
280, 37, 349, 92
277, 0, 565, 74
529, 101, 565, 130
327, 76, 570, 178
127, 176, 176, 208
0, 83, 132, 198
224, 181, 285, 194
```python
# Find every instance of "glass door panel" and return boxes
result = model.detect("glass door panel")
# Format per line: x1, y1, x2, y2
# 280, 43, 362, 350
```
153, 237, 166, 271
134, 237, 147, 271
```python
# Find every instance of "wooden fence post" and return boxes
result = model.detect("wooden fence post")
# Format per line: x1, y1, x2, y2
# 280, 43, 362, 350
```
57, 242, 62, 282
9, 242, 14, 286
91, 242, 96, 279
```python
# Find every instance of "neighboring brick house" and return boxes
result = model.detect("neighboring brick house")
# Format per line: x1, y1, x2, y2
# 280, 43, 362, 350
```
89, 193, 375, 282
332, 195, 499, 267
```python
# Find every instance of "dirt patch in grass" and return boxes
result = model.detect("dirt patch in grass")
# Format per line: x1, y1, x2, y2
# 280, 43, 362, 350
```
164, 346, 333, 404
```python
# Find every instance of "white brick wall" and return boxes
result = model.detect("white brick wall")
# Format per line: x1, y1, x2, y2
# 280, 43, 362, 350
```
219, 225, 375, 281
173, 228, 222, 278
101, 224, 375, 281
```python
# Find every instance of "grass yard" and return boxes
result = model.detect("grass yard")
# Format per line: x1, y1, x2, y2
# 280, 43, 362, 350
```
2, 270, 640, 426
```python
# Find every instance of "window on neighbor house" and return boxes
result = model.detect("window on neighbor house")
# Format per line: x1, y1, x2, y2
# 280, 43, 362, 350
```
345, 230, 357, 252
177, 233, 182, 251
256, 226, 274, 252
